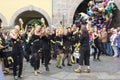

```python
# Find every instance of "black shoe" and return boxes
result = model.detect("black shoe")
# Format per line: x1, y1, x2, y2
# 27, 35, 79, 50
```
56, 66, 62, 69
97, 59, 101, 62
48, 63, 51, 65
42, 63, 45, 65
18, 75, 23, 79
93, 59, 97, 61
62, 63, 65, 66
67, 64, 72, 66
26, 59, 29, 62
46, 66, 49, 71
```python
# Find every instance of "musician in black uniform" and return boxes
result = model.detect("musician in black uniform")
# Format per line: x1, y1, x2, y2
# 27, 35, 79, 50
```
41, 27, 51, 71
74, 25, 90, 73
71, 26, 80, 63
0, 28, 9, 74
22, 24, 32, 62
50, 29, 56, 59
54, 28, 63, 69
62, 27, 72, 66
10, 25, 24, 80
29, 25, 42, 76
0, 23, 5, 80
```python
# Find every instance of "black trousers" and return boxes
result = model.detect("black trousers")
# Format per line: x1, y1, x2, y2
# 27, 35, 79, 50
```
42, 50, 51, 67
93, 45, 102, 59
41, 52, 44, 64
32, 53, 40, 70
12, 50, 23, 77
24, 47, 31, 61
79, 46, 90, 66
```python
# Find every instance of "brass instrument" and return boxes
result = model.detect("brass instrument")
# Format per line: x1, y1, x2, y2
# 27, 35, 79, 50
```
19, 18, 24, 31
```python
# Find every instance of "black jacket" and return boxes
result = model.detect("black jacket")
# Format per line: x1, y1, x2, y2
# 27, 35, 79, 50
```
79, 32, 89, 47
41, 35, 51, 50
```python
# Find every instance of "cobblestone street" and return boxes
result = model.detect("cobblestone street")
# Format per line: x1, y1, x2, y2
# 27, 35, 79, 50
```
5, 56, 120, 80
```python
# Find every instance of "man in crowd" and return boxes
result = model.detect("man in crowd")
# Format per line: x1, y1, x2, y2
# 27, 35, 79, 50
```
101, 28, 108, 55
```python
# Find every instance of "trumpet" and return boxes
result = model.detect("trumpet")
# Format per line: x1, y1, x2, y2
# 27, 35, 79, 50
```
19, 18, 24, 31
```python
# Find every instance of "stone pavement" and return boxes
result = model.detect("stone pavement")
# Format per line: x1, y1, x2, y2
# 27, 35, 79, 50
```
5, 56, 120, 80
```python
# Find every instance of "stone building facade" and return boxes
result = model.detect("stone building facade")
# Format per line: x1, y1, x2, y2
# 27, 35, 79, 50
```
0, 0, 120, 28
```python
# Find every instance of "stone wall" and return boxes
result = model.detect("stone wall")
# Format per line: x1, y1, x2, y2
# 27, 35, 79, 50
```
52, 0, 120, 28
52, 0, 83, 27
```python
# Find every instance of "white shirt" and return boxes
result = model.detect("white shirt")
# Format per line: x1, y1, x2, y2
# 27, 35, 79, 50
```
110, 33, 118, 46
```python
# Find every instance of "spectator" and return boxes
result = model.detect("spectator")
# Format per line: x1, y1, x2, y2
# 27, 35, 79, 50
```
110, 29, 118, 57
107, 29, 113, 56
101, 28, 108, 55
117, 28, 120, 57
93, 26, 102, 61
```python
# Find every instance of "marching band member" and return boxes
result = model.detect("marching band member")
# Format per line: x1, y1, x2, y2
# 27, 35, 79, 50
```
29, 25, 42, 76
62, 27, 72, 66
41, 27, 51, 71
10, 25, 24, 80
55, 28, 63, 69
74, 25, 90, 73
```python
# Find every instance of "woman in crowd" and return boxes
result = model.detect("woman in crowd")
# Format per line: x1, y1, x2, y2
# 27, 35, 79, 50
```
74, 25, 90, 73
62, 27, 72, 66
10, 25, 24, 80
41, 27, 51, 71
54, 28, 63, 69
29, 25, 42, 76
71, 26, 80, 64
93, 26, 102, 61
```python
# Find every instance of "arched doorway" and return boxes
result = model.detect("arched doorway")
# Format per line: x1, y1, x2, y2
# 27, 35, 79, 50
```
9, 5, 51, 28
14, 11, 49, 28
67, 0, 87, 25
73, 0, 90, 24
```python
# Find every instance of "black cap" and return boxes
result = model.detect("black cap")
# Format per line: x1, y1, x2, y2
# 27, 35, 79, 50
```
27, 24, 33, 28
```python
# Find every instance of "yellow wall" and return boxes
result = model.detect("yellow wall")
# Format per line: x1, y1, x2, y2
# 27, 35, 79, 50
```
0, 0, 52, 26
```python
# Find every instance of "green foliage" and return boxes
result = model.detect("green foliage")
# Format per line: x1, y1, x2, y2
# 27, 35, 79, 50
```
27, 19, 42, 26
